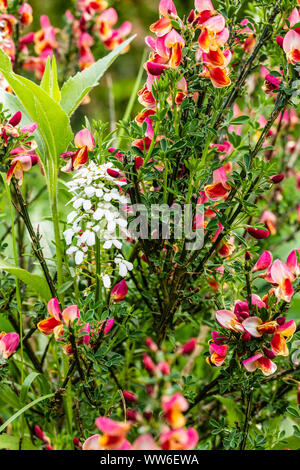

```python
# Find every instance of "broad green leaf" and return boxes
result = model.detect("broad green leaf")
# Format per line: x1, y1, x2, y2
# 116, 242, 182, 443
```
50, 55, 61, 103
0, 48, 73, 164
0, 434, 37, 450
0, 258, 51, 302
40, 57, 51, 95
40, 56, 61, 103
60, 35, 135, 116
0, 88, 45, 154
0, 393, 54, 433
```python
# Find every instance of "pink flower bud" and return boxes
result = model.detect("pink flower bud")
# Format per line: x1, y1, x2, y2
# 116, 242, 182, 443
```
188, 9, 196, 23
263, 347, 275, 359
247, 227, 270, 239
245, 250, 251, 261
177, 337, 197, 355
242, 332, 251, 342
73, 437, 82, 448
126, 409, 139, 421
276, 36, 283, 48
34, 425, 45, 441
135, 156, 144, 170
9, 111, 22, 127
157, 361, 170, 375
276, 316, 286, 326
143, 353, 156, 374
123, 390, 138, 403
45, 444, 54, 450
270, 173, 285, 184
107, 168, 120, 178
110, 280, 128, 302
146, 337, 158, 352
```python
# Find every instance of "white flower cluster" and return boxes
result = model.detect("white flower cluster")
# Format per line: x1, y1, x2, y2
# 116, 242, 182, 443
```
64, 161, 133, 288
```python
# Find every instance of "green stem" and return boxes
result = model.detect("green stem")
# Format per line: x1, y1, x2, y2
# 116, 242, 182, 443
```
49, 169, 63, 297
95, 236, 101, 303
2, 176, 24, 383
140, 120, 160, 171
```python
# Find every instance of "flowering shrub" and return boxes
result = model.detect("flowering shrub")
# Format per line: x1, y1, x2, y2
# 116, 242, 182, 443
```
1, 0, 300, 453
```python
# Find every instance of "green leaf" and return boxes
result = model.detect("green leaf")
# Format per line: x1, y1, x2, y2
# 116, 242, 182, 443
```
287, 406, 300, 418
40, 57, 51, 95
20, 372, 49, 403
229, 115, 250, 125
215, 395, 244, 426
0, 48, 73, 164
0, 88, 45, 154
0, 434, 37, 450
0, 386, 20, 409
0, 393, 54, 433
60, 35, 135, 116
0, 258, 51, 302
40, 56, 61, 103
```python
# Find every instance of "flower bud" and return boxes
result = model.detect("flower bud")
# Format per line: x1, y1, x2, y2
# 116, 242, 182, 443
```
110, 280, 128, 302
123, 390, 138, 403
276, 316, 286, 326
263, 347, 275, 359
247, 227, 270, 239
8, 111, 22, 127
73, 437, 82, 449
107, 168, 120, 178
157, 361, 170, 375
177, 337, 197, 355
145, 337, 158, 352
34, 425, 45, 441
143, 354, 156, 374
187, 9, 195, 23
45, 444, 54, 450
242, 332, 251, 342
126, 408, 141, 421
270, 174, 285, 184
245, 250, 251, 261
135, 156, 144, 170
276, 36, 283, 48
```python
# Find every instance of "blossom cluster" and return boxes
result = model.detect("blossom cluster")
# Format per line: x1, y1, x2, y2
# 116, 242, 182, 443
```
37, 298, 114, 355
0, 0, 131, 86
63, 133, 133, 287
0, 110, 41, 185
82, 393, 198, 451
207, 249, 299, 376
128, 0, 232, 157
